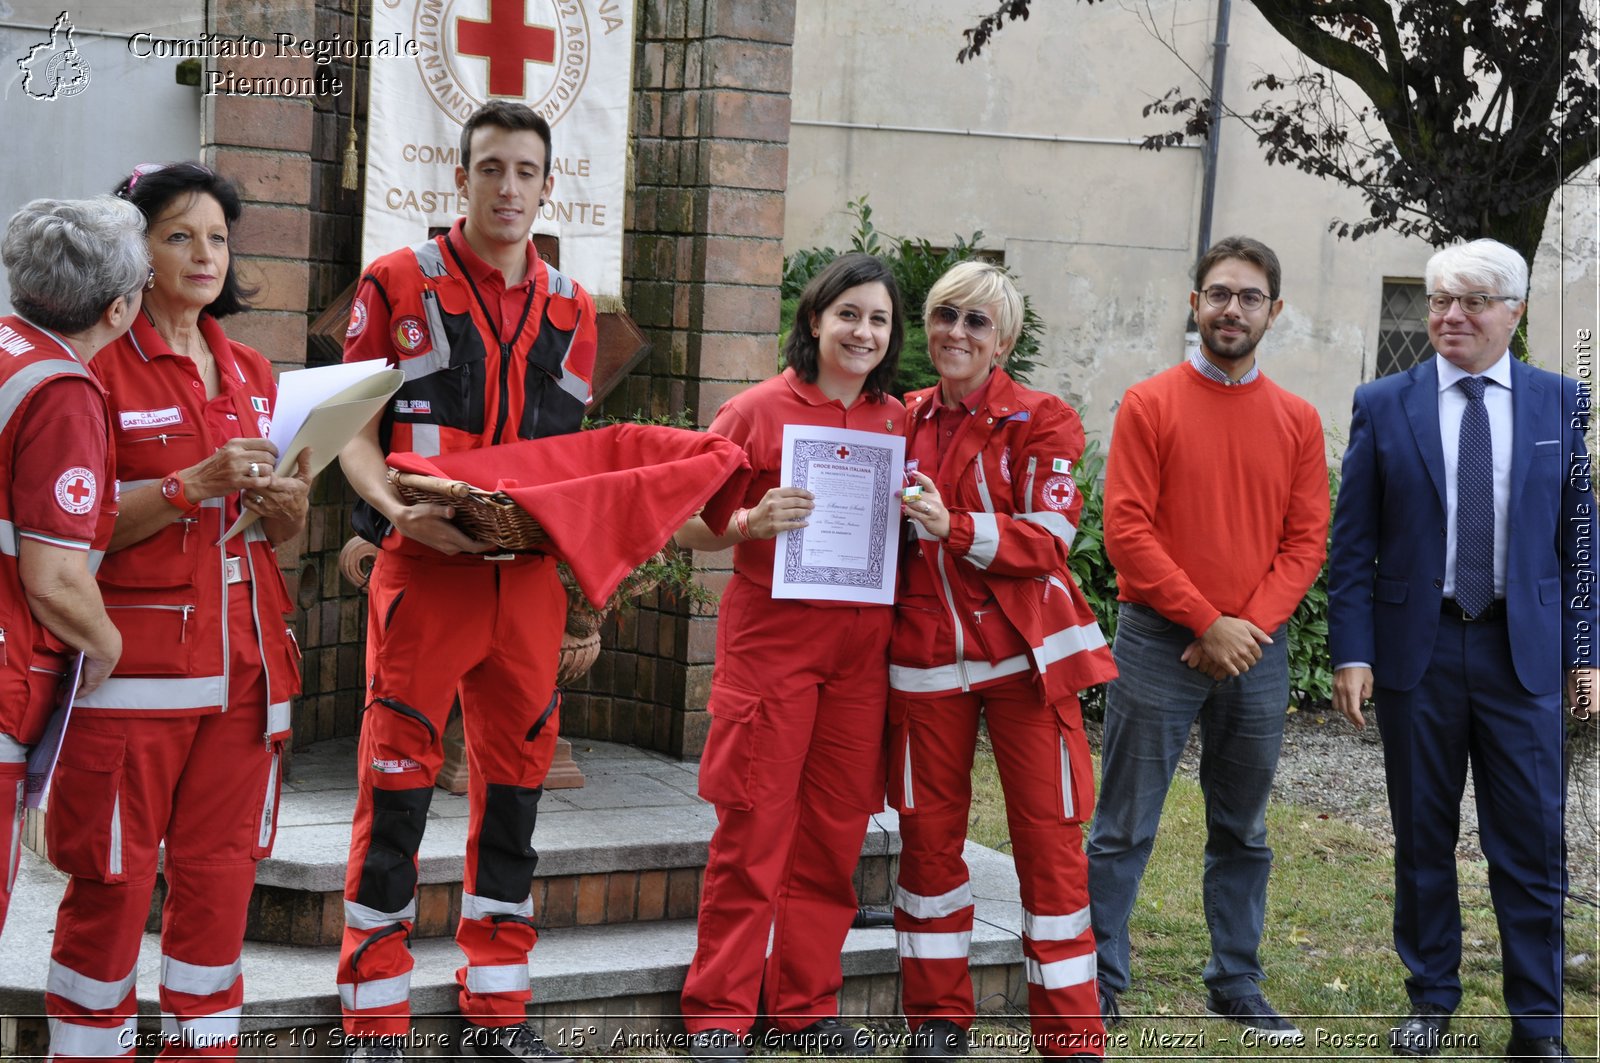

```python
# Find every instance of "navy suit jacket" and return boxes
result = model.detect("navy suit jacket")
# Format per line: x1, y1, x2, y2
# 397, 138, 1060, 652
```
1328, 355, 1597, 694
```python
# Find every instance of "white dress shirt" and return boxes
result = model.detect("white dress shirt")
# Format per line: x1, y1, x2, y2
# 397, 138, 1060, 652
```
1437, 350, 1513, 600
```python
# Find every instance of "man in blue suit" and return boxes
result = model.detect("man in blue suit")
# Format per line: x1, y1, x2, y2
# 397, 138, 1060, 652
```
1328, 239, 1596, 1062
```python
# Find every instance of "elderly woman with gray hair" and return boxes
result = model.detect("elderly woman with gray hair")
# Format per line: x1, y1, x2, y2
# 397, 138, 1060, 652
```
0, 195, 148, 940
38, 162, 311, 1058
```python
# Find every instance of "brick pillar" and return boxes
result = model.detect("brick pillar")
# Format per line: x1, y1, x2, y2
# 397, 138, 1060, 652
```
294, 0, 374, 747
204, 0, 367, 748
204, 0, 315, 373
562, 0, 795, 758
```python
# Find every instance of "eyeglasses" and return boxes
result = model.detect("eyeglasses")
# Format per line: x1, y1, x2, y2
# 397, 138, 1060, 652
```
929, 305, 996, 339
1198, 286, 1270, 311
1426, 292, 1519, 315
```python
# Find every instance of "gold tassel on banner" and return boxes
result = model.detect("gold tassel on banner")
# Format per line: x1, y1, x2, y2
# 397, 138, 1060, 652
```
341, 0, 364, 190
342, 126, 359, 190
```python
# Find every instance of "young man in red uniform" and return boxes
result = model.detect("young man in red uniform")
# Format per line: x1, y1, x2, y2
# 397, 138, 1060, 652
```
1088, 236, 1329, 1042
336, 101, 598, 1062
0, 196, 143, 942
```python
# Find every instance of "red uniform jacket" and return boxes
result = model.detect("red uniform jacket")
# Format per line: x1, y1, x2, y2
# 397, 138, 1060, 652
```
891, 371, 1117, 703
78, 314, 300, 740
0, 317, 117, 742
345, 225, 598, 457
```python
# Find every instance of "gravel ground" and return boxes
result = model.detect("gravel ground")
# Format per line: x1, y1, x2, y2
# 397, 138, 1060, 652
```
1087, 707, 1600, 901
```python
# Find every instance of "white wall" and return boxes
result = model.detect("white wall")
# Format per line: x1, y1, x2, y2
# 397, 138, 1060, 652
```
786, 0, 1598, 447
1, 0, 204, 311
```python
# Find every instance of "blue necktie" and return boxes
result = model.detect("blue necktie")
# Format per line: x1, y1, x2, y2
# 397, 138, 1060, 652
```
1455, 376, 1493, 617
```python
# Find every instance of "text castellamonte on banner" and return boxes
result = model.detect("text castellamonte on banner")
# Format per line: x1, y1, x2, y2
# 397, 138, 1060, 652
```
364, 0, 634, 308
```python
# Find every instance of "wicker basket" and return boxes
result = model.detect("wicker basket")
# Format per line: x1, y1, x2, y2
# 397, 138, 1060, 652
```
388, 468, 547, 551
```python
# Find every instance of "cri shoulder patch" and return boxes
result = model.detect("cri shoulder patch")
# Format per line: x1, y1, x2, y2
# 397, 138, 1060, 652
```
347, 296, 369, 338
55, 467, 97, 515
1041, 474, 1076, 512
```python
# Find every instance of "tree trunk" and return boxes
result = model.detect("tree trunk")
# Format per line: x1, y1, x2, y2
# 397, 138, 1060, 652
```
1483, 197, 1553, 363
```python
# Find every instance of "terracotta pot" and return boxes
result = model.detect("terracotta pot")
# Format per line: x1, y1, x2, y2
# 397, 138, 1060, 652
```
339, 536, 379, 589
556, 629, 604, 686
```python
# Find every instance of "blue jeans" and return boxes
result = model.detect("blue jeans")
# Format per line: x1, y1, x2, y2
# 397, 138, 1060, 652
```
1085, 602, 1289, 999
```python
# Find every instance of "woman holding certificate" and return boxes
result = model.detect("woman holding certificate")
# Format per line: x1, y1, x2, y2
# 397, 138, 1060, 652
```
675, 253, 906, 1061
42, 163, 311, 1059
891, 261, 1117, 1059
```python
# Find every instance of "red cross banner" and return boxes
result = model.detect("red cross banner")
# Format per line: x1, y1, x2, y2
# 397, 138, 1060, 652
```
361, 0, 634, 306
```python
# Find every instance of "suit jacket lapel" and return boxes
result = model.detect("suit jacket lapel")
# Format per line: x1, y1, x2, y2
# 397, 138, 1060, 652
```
1402, 359, 1447, 507
1508, 356, 1542, 514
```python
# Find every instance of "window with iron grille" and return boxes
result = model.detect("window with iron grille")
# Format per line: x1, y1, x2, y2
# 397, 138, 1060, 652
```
1376, 280, 1432, 377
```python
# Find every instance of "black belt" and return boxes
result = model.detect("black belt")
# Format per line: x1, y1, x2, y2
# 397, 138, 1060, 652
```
1441, 597, 1505, 622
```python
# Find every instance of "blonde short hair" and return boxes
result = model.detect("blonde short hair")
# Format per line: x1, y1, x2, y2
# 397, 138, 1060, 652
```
924, 260, 1023, 353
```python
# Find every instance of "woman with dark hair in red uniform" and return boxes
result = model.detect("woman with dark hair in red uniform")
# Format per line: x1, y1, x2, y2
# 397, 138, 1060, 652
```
44, 163, 312, 1060
675, 253, 905, 1062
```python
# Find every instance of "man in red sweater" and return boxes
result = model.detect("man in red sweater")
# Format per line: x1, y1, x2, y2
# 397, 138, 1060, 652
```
1087, 236, 1329, 1043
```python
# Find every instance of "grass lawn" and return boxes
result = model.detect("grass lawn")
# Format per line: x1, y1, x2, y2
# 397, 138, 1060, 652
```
965, 727, 1600, 1058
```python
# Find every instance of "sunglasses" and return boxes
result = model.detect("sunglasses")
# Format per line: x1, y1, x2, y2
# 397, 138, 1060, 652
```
929, 305, 996, 338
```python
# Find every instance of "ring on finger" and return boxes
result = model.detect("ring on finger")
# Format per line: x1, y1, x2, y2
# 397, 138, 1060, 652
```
253, 494, 265, 505
248, 462, 260, 478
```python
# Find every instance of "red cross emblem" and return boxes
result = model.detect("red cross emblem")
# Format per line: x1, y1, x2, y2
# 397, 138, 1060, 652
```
1042, 474, 1075, 512
835, 445, 851, 460
457, 0, 558, 97
54, 466, 97, 515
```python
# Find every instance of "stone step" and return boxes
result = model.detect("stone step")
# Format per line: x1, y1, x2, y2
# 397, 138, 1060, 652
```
26, 737, 902, 947
0, 839, 1027, 1059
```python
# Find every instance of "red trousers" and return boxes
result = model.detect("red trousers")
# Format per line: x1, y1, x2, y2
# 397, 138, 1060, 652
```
680, 576, 892, 1036
1, 649, 70, 939
888, 675, 1105, 1057
0, 745, 25, 940
338, 550, 564, 1036
45, 589, 281, 1061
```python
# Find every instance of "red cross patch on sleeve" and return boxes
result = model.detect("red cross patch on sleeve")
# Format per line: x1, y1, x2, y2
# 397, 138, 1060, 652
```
54, 467, 97, 515
1041, 474, 1076, 512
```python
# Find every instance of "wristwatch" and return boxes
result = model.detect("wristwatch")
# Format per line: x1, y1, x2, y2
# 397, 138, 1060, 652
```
160, 472, 194, 510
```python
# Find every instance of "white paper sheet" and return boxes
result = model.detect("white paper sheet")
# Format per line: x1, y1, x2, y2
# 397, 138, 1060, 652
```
24, 653, 84, 811
221, 363, 405, 541
772, 424, 905, 605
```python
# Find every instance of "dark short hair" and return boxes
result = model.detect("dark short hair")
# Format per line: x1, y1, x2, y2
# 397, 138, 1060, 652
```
112, 162, 256, 318
1195, 235, 1282, 300
783, 253, 904, 401
459, 100, 553, 175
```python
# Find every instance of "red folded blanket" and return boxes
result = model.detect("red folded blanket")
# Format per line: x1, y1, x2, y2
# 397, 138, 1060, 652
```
388, 424, 751, 605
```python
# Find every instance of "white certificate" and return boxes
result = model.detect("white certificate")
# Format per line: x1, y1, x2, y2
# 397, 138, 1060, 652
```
773, 424, 905, 604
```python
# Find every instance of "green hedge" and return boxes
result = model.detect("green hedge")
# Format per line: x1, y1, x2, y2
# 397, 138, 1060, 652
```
781, 197, 1040, 395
